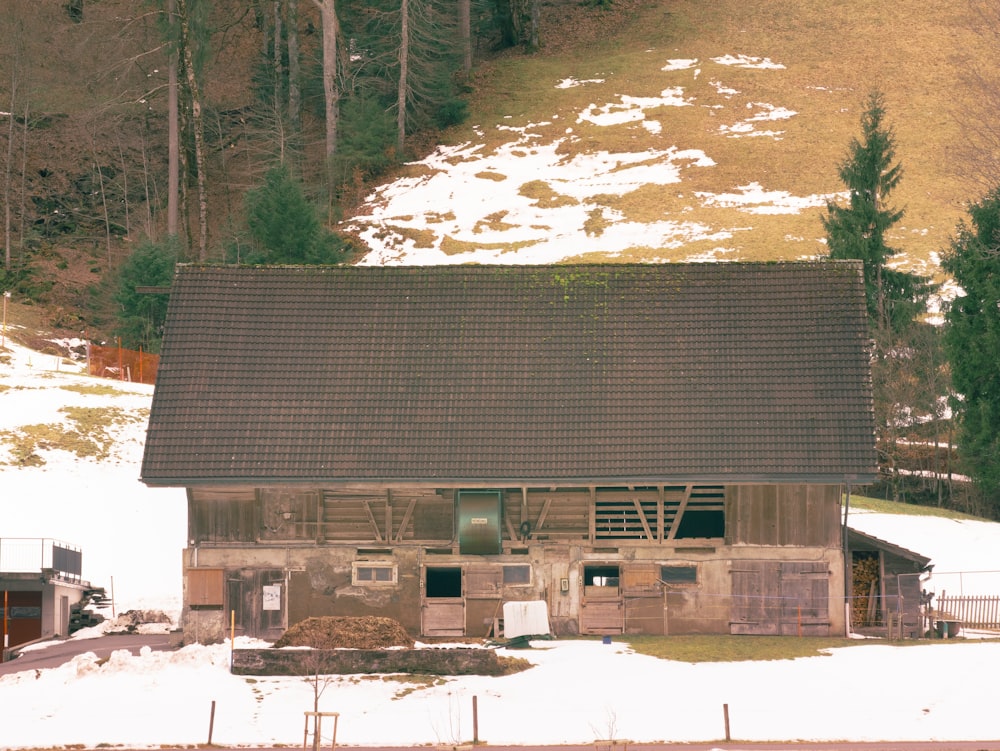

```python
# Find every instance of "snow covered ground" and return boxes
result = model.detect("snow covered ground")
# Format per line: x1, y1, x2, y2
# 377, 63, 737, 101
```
3, 332, 1000, 749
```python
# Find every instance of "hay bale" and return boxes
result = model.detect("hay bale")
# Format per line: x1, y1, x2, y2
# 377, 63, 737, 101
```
273, 616, 415, 650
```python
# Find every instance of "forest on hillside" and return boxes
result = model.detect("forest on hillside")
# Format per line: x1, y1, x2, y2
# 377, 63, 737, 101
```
1, 0, 999, 517
0, 0, 572, 319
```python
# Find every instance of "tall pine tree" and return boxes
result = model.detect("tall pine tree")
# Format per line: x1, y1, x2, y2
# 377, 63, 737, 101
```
942, 187, 1000, 511
822, 90, 927, 332
823, 91, 935, 501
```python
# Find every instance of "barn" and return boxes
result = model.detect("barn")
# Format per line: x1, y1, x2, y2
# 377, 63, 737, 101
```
140, 262, 878, 643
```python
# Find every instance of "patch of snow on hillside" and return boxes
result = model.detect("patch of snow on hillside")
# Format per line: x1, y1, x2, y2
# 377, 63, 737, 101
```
720, 102, 797, 138
352, 137, 722, 265
555, 77, 605, 88
712, 54, 786, 69
662, 58, 698, 71
696, 182, 836, 214
577, 88, 692, 126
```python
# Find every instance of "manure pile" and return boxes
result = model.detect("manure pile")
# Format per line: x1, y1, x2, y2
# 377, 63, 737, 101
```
273, 616, 415, 649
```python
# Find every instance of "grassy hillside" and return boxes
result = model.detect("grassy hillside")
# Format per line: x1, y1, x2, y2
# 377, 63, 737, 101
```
1, 0, 989, 333
352, 0, 986, 272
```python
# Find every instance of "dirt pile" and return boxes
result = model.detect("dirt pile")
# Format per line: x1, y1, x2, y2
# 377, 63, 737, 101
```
273, 616, 415, 650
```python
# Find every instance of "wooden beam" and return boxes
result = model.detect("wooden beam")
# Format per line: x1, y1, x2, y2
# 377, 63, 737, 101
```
633, 496, 653, 540
589, 486, 596, 543
385, 490, 393, 543
394, 498, 417, 542
666, 485, 693, 541
657, 486, 665, 544
361, 500, 383, 542
505, 515, 519, 543
535, 497, 552, 530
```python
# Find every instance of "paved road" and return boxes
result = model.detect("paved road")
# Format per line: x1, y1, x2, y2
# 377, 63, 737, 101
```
0, 631, 178, 675
104, 744, 1000, 751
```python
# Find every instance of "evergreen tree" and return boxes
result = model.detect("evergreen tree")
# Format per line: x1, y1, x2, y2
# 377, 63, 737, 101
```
942, 186, 1000, 509
823, 90, 936, 502
113, 239, 177, 353
242, 165, 345, 264
822, 90, 928, 331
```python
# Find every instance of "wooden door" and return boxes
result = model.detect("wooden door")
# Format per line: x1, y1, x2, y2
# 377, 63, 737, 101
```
226, 569, 285, 640
579, 565, 624, 634
422, 566, 465, 637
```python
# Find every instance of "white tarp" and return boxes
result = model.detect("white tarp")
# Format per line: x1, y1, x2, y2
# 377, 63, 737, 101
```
502, 600, 551, 638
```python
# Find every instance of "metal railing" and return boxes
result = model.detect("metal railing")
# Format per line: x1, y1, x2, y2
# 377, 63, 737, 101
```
0, 538, 83, 583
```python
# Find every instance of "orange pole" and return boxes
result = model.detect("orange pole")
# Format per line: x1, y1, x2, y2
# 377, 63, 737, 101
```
117, 338, 124, 381
3, 589, 8, 662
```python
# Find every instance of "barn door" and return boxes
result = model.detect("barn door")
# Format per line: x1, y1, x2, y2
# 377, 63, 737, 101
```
579, 564, 624, 634
778, 561, 830, 635
421, 566, 465, 637
730, 561, 830, 636
226, 568, 286, 640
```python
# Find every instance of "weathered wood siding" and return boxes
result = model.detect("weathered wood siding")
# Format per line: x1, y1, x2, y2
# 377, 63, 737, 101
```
181, 482, 847, 642
727, 484, 841, 547
188, 487, 257, 543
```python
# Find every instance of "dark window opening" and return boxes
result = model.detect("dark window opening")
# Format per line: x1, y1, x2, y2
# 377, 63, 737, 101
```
425, 566, 462, 597
660, 565, 697, 585
674, 509, 725, 538
584, 565, 620, 587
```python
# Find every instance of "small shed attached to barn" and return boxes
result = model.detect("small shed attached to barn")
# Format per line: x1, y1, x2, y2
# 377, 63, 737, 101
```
847, 527, 931, 638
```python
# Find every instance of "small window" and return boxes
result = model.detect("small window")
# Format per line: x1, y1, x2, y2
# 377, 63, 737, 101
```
660, 565, 697, 585
353, 562, 397, 586
503, 565, 532, 585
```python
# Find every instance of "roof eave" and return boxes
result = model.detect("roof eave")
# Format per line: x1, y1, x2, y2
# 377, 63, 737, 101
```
141, 472, 878, 488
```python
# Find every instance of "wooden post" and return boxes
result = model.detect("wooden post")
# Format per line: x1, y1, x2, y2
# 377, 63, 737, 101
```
472, 695, 479, 743
2, 589, 8, 663
723, 703, 731, 741
207, 700, 216, 745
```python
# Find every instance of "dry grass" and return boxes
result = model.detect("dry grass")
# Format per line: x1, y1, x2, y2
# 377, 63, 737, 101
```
443, 0, 987, 271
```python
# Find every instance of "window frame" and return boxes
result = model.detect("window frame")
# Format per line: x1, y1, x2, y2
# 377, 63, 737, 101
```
352, 561, 398, 586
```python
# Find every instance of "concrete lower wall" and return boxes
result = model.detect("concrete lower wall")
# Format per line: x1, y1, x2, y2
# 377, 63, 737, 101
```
179, 542, 845, 643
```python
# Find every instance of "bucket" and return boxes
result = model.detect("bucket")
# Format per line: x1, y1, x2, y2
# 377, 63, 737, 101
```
602, 635, 612, 645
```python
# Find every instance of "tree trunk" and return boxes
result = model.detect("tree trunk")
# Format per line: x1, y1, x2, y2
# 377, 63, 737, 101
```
287, 0, 301, 135
311, 0, 339, 177
397, 0, 409, 153
166, 0, 180, 241
459, 0, 471, 77
177, 0, 208, 260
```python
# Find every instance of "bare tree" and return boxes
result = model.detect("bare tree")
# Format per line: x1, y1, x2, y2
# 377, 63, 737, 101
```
397, 0, 410, 153
176, 0, 209, 260
1, 13, 27, 272
954, 0, 1000, 190
287, 0, 302, 135
167, 0, 180, 240
311, 0, 340, 182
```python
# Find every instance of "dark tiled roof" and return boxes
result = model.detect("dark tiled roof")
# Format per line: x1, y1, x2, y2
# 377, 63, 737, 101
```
140, 262, 877, 485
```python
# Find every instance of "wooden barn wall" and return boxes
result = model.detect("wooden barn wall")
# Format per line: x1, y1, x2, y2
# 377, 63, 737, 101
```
188, 487, 257, 543
190, 483, 842, 547
728, 484, 841, 547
